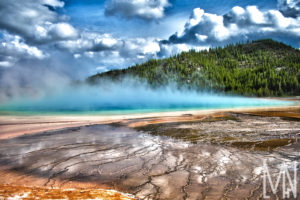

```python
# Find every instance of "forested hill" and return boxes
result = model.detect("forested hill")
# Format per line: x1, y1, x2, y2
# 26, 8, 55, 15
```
87, 39, 300, 97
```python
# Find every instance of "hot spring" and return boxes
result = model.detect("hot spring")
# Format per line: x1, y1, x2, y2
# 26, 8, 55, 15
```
0, 82, 295, 115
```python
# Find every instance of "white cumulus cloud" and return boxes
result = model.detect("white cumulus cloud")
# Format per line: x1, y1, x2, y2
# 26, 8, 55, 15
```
59, 33, 163, 68
166, 5, 300, 48
0, 34, 47, 67
105, 0, 170, 20
57, 32, 121, 52
0, 0, 78, 44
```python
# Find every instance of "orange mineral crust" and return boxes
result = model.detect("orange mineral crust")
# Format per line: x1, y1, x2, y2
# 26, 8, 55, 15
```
0, 184, 135, 200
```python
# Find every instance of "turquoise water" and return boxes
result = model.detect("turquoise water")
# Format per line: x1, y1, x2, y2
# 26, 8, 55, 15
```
0, 84, 296, 115
0, 95, 295, 116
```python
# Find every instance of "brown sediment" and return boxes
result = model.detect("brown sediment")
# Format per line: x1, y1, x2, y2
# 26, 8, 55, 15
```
0, 113, 299, 199
242, 107, 300, 119
134, 112, 300, 151
124, 105, 300, 128
127, 113, 236, 128
1, 104, 300, 141
0, 121, 96, 140
231, 138, 296, 151
0, 167, 105, 190
0, 116, 122, 140
0, 104, 299, 199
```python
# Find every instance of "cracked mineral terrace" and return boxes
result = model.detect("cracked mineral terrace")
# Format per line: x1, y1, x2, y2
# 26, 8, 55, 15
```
0, 108, 299, 199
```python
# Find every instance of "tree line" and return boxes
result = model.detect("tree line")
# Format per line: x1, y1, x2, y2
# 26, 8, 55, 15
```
87, 39, 300, 97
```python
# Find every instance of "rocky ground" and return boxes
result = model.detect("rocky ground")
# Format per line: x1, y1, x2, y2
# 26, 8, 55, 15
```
0, 111, 299, 199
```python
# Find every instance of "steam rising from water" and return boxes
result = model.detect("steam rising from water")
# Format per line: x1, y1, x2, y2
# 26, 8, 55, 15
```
0, 79, 293, 114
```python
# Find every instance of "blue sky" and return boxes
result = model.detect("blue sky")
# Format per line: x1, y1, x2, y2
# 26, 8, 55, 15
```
0, 0, 299, 84
63, 0, 278, 38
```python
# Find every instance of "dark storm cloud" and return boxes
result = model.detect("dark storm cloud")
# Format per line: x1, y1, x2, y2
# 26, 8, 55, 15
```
278, 0, 300, 18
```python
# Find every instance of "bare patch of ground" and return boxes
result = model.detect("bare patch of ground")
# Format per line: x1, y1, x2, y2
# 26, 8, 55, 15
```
0, 106, 299, 199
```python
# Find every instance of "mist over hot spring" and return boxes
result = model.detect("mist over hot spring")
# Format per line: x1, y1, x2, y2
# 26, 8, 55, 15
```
0, 78, 292, 114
